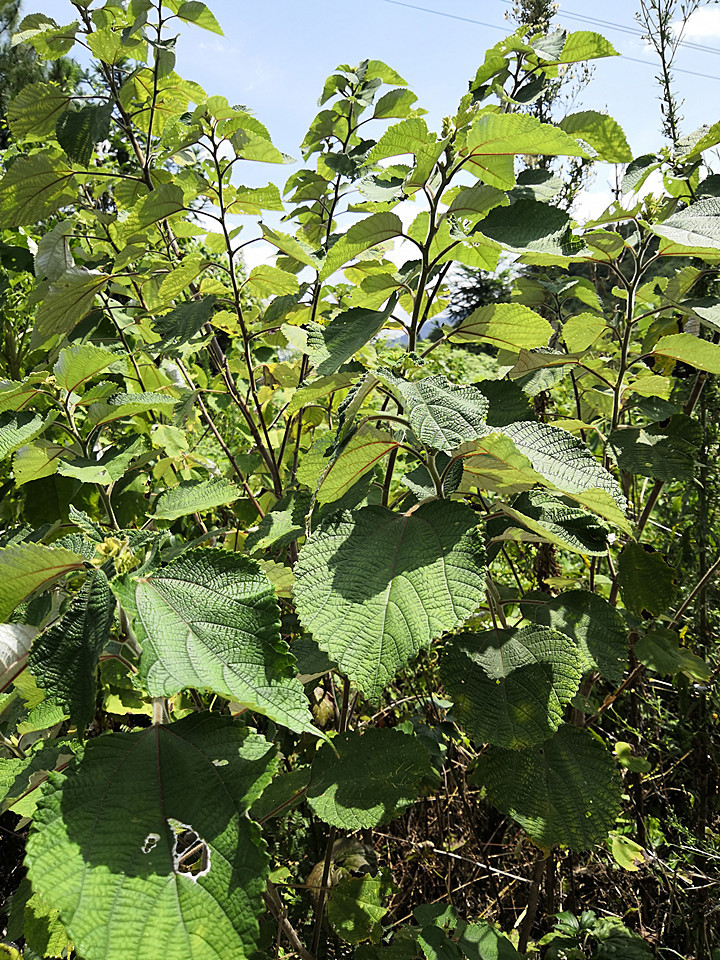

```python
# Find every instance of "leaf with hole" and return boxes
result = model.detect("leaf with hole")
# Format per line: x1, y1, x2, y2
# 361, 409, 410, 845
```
25, 715, 276, 960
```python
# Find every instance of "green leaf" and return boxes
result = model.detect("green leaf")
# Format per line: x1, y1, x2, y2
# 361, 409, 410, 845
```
617, 543, 675, 616
320, 213, 403, 280
176, 1, 223, 33
0, 543, 85, 621
13, 442, 65, 486
260, 224, 320, 269
608, 418, 699, 482
286, 372, 359, 415
308, 297, 397, 375
485, 725, 622, 851
463, 113, 589, 174
0, 738, 78, 815
28, 570, 114, 728
651, 198, 720, 256
56, 103, 113, 165
328, 873, 391, 944
134, 550, 316, 734
501, 421, 629, 529
373, 88, 419, 120
8, 81, 71, 140
366, 117, 436, 164
591, 919, 653, 959
0, 410, 51, 461
377, 372, 489, 454
449, 302, 553, 351
558, 31, 619, 63
441, 626, 582, 749
32, 269, 110, 347
0, 152, 76, 228
295, 501, 485, 699
476, 199, 577, 256
154, 296, 216, 347
116, 183, 185, 238
653, 332, 720, 374
457, 432, 546, 496
558, 111, 631, 163
457, 922, 523, 960
493, 491, 609, 557
227, 183, 284, 216
245, 264, 298, 298
244, 492, 310, 555
310, 427, 399, 504
610, 832, 647, 872
307, 728, 432, 829
53, 343, 118, 393
521, 590, 628, 684
0, 623, 38, 690
635, 628, 710, 682
153, 478, 242, 520
26, 715, 275, 960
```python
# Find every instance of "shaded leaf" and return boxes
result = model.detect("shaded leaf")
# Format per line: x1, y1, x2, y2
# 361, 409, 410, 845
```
153, 478, 242, 520
0, 543, 85, 621
486, 725, 622, 851
308, 728, 432, 829
29, 570, 115, 728
617, 543, 675, 617
441, 625, 582, 748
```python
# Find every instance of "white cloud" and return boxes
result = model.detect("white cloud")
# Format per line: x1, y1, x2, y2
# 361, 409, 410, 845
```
674, 7, 720, 39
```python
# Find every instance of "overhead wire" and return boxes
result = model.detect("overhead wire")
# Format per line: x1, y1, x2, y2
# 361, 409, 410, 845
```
495, 0, 720, 57
382, 0, 720, 82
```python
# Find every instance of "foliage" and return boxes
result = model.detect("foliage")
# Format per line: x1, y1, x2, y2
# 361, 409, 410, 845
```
0, 3, 718, 960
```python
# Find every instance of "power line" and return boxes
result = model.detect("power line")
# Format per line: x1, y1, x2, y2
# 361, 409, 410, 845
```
381, 0, 720, 81
495, 0, 720, 58
383, 0, 507, 33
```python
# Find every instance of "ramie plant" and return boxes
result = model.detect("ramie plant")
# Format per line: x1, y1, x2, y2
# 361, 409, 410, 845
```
0, 3, 719, 958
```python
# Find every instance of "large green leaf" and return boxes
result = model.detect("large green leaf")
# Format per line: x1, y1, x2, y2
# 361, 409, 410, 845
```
558, 111, 631, 163
153, 478, 242, 520
134, 550, 316, 735
651, 198, 720, 255
308, 297, 397, 375
0, 152, 76, 228
0, 543, 86, 621
320, 214, 403, 280
7, 81, 71, 140
53, 343, 118, 394
462, 113, 588, 187
457, 432, 546, 497
56, 103, 113, 166
26, 715, 276, 960
475, 200, 577, 257
616, 543, 675, 617
449, 302, 553, 351
440, 626, 582, 749
32, 269, 110, 347
307, 728, 432, 829
485, 725, 622, 851
28, 570, 115, 728
558, 31, 619, 63
309, 427, 399, 504
653, 332, 720, 374
328, 873, 391, 945
294, 501, 485, 699
520, 590, 628, 684
502, 421, 628, 528
608, 418, 699, 482
377, 372, 489, 454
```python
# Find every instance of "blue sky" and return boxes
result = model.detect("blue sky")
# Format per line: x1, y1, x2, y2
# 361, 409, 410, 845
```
25, 0, 720, 229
